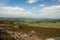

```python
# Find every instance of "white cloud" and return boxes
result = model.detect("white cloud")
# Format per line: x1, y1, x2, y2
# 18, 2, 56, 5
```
40, 4, 45, 7
0, 5, 60, 19
0, 7, 35, 18
52, 0, 60, 2
38, 5, 60, 19
32, 7, 37, 9
26, 0, 37, 3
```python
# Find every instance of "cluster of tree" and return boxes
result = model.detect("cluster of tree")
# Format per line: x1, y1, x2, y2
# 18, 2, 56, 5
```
0, 18, 60, 24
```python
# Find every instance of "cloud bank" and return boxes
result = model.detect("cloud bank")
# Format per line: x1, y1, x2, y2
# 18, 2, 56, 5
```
0, 7, 35, 18
0, 5, 60, 19
38, 5, 60, 19
26, 0, 37, 3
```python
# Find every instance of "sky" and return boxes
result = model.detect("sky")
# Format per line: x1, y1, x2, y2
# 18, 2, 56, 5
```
0, 0, 60, 19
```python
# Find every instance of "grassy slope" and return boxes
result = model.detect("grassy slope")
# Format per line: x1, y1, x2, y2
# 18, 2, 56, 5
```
21, 22, 60, 28
19, 25, 60, 39
0, 18, 60, 39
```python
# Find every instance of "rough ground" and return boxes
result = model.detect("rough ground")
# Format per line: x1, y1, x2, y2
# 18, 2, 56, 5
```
0, 24, 60, 40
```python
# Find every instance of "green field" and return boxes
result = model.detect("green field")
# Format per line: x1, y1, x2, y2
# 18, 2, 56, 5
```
22, 22, 60, 28
0, 18, 60, 28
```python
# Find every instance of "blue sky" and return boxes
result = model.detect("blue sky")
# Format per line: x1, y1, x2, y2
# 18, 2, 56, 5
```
0, 0, 60, 18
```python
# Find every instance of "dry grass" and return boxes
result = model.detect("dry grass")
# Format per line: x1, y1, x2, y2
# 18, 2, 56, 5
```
0, 22, 60, 40
23, 22, 60, 28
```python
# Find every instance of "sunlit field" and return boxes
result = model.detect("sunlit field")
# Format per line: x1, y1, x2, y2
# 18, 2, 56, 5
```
23, 22, 60, 28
